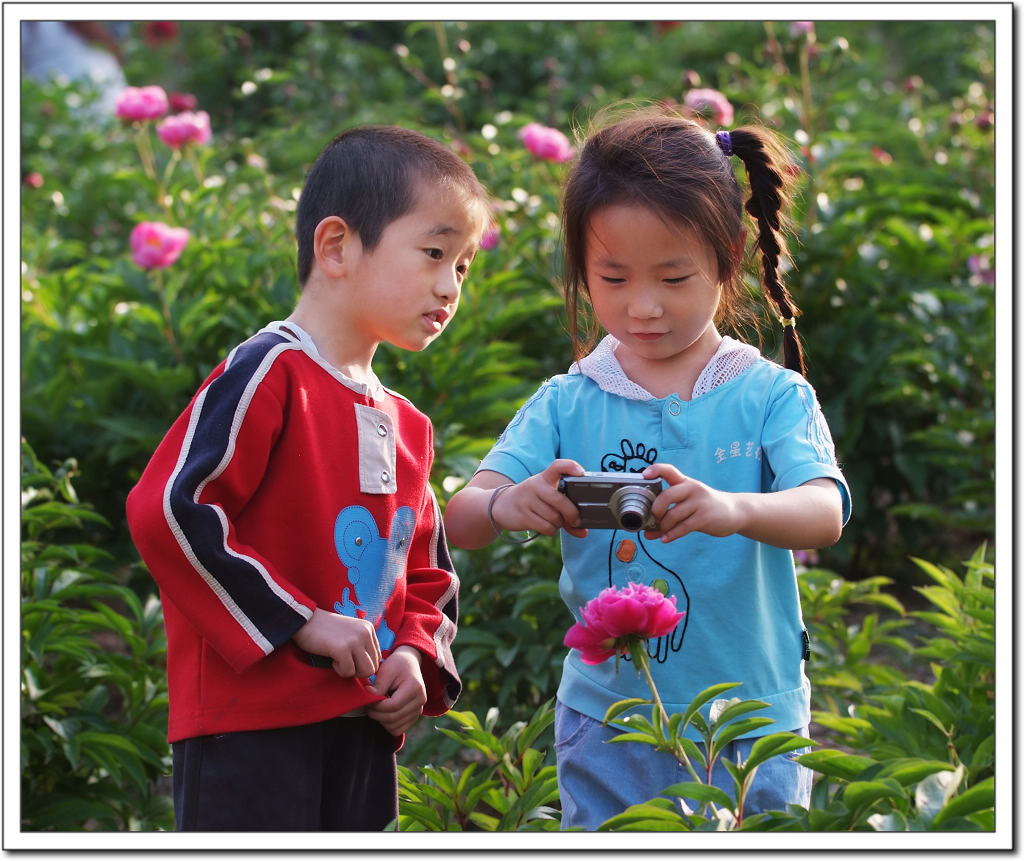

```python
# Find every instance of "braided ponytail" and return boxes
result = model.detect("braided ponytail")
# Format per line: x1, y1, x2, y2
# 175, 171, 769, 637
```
728, 128, 806, 377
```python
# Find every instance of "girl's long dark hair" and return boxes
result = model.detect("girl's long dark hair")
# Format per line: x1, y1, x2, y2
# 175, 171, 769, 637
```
561, 106, 807, 376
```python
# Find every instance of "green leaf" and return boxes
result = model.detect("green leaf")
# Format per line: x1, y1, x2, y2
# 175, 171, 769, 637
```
930, 777, 995, 828
681, 682, 743, 730
842, 778, 906, 812
744, 732, 814, 771
709, 698, 771, 729
603, 698, 651, 724
605, 731, 664, 746
711, 717, 778, 750
662, 781, 735, 809
798, 749, 878, 781
595, 797, 691, 831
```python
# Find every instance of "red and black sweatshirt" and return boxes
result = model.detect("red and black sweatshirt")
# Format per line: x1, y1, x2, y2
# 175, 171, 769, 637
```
126, 322, 460, 743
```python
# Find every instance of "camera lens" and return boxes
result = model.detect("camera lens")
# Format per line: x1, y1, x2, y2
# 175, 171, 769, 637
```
609, 486, 656, 532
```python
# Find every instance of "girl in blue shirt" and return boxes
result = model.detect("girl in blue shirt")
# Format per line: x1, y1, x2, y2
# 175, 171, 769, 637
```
444, 106, 851, 829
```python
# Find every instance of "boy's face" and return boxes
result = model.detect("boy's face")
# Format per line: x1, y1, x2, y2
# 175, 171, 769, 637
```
344, 186, 485, 353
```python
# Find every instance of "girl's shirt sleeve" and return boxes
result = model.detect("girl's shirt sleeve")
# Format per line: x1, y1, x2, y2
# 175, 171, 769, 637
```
762, 377, 853, 525
477, 379, 563, 481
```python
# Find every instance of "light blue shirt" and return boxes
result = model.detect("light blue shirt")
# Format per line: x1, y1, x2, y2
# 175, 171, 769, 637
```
478, 337, 852, 739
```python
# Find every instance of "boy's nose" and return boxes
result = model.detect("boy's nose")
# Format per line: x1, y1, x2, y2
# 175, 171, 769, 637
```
436, 270, 461, 304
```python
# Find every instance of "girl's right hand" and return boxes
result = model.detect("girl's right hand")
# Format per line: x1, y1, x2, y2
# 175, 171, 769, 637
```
490, 459, 589, 539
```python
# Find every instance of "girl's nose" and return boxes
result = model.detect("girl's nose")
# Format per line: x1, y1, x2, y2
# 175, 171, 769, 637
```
629, 290, 662, 319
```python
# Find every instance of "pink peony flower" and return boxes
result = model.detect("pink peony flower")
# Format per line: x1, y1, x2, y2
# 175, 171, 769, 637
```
169, 91, 199, 112
115, 85, 169, 122
518, 122, 575, 162
564, 582, 686, 666
24, 172, 44, 188
683, 88, 734, 127
130, 221, 189, 269
479, 223, 500, 250
156, 111, 212, 149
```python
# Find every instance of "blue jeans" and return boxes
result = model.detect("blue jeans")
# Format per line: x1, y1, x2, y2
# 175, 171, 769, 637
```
554, 699, 812, 831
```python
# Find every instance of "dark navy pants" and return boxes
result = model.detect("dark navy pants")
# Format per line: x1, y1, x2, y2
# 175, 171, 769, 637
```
172, 715, 398, 831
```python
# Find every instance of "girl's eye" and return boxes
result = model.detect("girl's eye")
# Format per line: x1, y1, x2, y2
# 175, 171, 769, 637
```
664, 275, 693, 285
600, 275, 626, 284
426, 248, 444, 260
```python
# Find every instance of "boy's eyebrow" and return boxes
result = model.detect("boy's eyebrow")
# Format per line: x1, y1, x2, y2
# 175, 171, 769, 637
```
424, 224, 461, 237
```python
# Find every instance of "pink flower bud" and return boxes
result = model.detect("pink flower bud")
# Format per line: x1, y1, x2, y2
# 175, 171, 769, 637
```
156, 111, 212, 149
169, 92, 198, 112
130, 221, 189, 269
518, 122, 575, 162
24, 172, 44, 188
115, 85, 169, 122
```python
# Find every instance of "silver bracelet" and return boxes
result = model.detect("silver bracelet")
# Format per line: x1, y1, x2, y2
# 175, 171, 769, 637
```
487, 483, 539, 544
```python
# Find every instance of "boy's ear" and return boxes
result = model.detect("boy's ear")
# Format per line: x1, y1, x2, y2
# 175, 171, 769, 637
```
312, 216, 353, 276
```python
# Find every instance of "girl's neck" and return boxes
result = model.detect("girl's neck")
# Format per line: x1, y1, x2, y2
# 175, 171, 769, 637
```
613, 326, 723, 400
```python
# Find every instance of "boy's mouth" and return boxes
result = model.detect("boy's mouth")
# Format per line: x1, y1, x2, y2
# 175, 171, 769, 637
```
424, 309, 450, 331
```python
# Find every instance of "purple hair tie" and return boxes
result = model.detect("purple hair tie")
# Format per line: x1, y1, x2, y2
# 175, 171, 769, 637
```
715, 130, 733, 157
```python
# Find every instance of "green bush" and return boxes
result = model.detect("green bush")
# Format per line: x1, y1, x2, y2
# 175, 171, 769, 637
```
20, 441, 172, 831
396, 547, 995, 832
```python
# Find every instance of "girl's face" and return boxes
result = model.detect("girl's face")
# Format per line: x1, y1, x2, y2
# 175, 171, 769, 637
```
584, 203, 723, 374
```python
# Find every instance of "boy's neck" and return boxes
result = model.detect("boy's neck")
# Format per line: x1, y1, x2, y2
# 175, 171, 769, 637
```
286, 290, 378, 387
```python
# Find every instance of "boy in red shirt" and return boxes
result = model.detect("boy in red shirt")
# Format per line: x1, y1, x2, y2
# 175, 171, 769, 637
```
127, 125, 489, 831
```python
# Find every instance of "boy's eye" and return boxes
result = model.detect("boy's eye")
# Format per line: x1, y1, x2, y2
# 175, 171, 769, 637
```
425, 248, 444, 260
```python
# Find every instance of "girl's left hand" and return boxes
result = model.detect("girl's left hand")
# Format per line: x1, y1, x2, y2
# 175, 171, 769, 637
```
642, 463, 742, 542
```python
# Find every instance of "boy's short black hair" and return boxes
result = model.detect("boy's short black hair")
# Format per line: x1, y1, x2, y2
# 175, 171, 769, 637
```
295, 125, 488, 286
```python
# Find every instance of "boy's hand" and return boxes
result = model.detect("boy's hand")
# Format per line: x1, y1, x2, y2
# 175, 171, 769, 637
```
292, 607, 381, 679
490, 459, 589, 538
366, 645, 428, 736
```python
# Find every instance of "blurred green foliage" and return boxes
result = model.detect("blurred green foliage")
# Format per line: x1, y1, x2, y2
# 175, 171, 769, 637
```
19, 18, 996, 830
20, 441, 172, 831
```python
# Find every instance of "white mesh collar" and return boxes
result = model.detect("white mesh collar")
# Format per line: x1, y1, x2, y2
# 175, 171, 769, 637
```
569, 334, 760, 401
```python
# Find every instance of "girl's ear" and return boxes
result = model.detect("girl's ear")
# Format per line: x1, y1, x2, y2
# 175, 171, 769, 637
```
312, 216, 353, 276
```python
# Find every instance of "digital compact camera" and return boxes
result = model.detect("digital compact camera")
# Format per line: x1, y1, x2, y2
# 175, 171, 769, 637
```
558, 471, 662, 532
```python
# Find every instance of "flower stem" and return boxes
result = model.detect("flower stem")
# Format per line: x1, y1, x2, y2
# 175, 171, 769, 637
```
631, 645, 669, 736
134, 123, 158, 181
631, 640, 703, 784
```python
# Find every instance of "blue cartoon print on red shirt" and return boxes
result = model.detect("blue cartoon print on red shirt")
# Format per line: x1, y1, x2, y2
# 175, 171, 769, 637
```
333, 505, 415, 652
